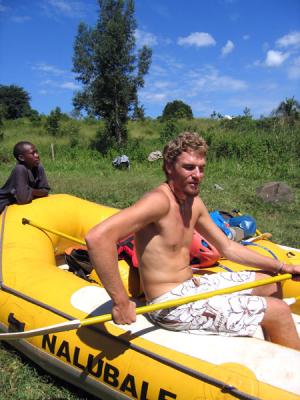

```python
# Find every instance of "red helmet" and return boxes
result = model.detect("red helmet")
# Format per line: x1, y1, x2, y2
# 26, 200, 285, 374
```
189, 231, 220, 268
117, 235, 139, 268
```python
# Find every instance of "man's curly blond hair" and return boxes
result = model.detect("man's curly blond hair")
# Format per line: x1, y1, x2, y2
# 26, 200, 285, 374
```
163, 132, 208, 175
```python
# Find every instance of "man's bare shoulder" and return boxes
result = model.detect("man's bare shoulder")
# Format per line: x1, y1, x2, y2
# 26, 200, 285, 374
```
136, 184, 171, 214
142, 184, 169, 199
194, 194, 207, 210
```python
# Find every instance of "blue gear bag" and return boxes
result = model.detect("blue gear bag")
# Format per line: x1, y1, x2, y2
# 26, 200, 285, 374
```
228, 215, 256, 238
209, 211, 232, 237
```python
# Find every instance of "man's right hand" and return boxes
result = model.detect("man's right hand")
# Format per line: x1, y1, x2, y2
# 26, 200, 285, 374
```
112, 299, 136, 324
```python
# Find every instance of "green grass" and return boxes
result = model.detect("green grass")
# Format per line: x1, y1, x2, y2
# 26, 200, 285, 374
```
0, 342, 97, 400
0, 116, 299, 398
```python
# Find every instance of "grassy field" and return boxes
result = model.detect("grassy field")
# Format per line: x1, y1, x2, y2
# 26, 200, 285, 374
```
0, 116, 299, 399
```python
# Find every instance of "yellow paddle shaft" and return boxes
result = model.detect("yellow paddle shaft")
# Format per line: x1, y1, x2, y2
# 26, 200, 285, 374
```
22, 218, 86, 246
0, 274, 293, 340
80, 273, 292, 327
23, 217, 272, 248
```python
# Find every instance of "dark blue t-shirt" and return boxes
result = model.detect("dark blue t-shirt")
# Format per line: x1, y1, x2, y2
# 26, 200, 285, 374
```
0, 163, 50, 213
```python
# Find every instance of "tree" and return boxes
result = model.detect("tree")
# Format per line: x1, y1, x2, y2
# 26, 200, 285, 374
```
0, 85, 31, 119
45, 107, 63, 136
161, 100, 193, 121
72, 0, 152, 144
28, 109, 42, 126
210, 110, 223, 120
243, 107, 252, 119
210, 110, 217, 119
272, 97, 300, 119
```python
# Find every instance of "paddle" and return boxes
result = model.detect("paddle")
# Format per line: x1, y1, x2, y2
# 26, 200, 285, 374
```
22, 217, 273, 249
248, 232, 272, 242
0, 273, 293, 341
22, 218, 86, 246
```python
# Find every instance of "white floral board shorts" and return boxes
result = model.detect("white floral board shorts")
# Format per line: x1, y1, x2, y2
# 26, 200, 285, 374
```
147, 271, 267, 337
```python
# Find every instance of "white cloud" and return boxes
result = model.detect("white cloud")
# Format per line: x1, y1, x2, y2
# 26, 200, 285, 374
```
33, 62, 66, 75
47, 0, 73, 13
41, 0, 86, 18
188, 67, 247, 92
40, 79, 80, 90
150, 64, 169, 76
142, 92, 167, 102
265, 50, 289, 67
178, 32, 216, 48
153, 81, 172, 89
135, 29, 158, 47
60, 81, 81, 90
276, 31, 300, 48
142, 64, 248, 112
151, 55, 184, 76
221, 40, 234, 57
288, 56, 300, 79
40, 79, 56, 85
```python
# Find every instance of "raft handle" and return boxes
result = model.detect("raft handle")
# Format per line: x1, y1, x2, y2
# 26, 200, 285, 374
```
8, 313, 25, 332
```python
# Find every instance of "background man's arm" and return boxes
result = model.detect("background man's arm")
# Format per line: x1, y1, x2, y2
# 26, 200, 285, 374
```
14, 165, 49, 203
32, 165, 50, 198
14, 166, 34, 204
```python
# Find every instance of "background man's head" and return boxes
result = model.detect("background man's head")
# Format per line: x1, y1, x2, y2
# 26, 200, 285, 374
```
163, 132, 208, 177
13, 141, 40, 168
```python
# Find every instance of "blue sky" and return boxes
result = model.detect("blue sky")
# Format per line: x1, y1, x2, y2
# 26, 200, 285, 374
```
1, 0, 299, 118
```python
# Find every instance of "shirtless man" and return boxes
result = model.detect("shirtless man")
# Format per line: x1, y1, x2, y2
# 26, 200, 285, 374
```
86, 132, 300, 350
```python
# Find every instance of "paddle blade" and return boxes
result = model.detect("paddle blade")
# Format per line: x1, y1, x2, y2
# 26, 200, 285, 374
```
0, 320, 81, 341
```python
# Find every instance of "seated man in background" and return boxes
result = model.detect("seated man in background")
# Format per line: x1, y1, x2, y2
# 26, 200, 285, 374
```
86, 131, 300, 350
0, 141, 50, 214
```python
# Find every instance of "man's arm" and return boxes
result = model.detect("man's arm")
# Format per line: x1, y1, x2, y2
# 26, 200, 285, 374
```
31, 188, 49, 198
13, 165, 34, 204
195, 199, 300, 275
13, 164, 49, 203
32, 165, 50, 198
85, 190, 170, 324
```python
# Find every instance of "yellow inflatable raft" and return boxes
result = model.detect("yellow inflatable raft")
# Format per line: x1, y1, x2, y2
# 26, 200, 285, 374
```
0, 194, 299, 400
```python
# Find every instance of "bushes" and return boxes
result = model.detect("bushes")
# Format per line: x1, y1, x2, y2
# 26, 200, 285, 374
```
90, 126, 115, 155
160, 120, 180, 143
219, 116, 256, 133
204, 118, 299, 165
0, 115, 299, 167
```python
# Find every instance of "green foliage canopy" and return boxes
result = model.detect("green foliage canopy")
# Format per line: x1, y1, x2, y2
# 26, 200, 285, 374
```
45, 107, 63, 136
0, 84, 31, 119
161, 100, 193, 121
72, 0, 152, 144
272, 97, 300, 119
